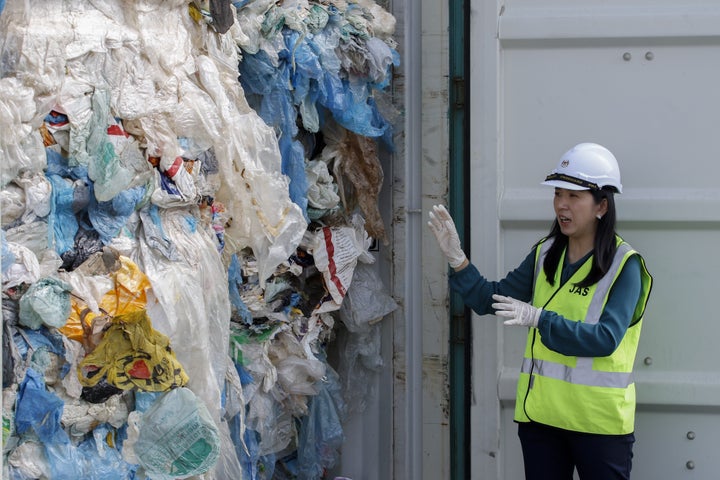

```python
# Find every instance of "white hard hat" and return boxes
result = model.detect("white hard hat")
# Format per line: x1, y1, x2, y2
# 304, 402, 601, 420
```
542, 143, 623, 193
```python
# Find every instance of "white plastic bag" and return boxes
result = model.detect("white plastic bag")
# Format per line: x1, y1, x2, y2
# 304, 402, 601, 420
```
0, 78, 46, 187
136, 208, 231, 422
339, 262, 397, 332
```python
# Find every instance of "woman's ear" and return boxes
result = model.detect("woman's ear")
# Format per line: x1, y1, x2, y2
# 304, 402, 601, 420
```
597, 197, 609, 218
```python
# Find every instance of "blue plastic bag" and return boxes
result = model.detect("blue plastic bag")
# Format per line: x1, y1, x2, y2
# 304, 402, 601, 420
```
15, 368, 66, 444
297, 363, 347, 479
47, 173, 79, 255
88, 184, 145, 245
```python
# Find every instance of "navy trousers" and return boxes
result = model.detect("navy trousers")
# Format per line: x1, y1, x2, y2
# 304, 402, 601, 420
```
517, 422, 635, 480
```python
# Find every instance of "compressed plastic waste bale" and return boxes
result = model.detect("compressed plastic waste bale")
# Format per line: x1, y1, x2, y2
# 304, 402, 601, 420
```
236, 1, 400, 228
1, 0, 401, 478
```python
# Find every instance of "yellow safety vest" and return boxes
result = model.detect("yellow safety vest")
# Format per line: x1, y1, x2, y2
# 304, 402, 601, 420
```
514, 236, 653, 434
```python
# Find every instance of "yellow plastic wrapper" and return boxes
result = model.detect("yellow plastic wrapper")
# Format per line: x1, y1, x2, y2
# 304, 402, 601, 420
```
78, 310, 189, 392
61, 256, 152, 343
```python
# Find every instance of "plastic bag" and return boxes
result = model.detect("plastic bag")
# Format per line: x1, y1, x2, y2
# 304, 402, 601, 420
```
297, 363, 346, 480
47, 174, 79, 256
306, 159, 340, 211
279, 135, 309, 221
306, 222, 367, 311
18, 277, 73, 330
1, 232, 18, 276
59, 389, 129, 436
3, 242, 41, 288
13, 171, 52, 222
7, 440, 49, 479
233, 0, 278, 54
228, 253, 253, 324
136, 207, 230, 421
136, 204, 179, 261
337, 324, 383, 414
88, 184, 147, 245
89, 114, 153, 203
61, 254, 151, 343
15, 368, 66, 444
59, 226, 105, 272
75, 424, 136, 480
322, 123, 388, 244
4, 220, 50, 256
246, 390, 295, 456
135, 387, 221, 479
78, 309, 189, 392
0, 77, 46, 188
339, 262, 397, 332
194, 54, 307, 286
208, 419, 245, 480
356, 0, 397, 41
0, 182, 26, 226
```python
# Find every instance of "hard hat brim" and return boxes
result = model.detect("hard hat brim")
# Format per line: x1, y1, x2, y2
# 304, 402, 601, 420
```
541, 179, 591, 191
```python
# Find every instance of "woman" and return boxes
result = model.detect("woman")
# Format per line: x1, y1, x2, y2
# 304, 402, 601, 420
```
428, 143, 653, 480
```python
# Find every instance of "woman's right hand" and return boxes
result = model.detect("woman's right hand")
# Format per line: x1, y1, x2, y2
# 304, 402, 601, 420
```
428, 205, 468, 269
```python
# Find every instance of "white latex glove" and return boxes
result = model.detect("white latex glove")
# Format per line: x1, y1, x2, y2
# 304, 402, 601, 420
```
491, 294, 542, 327
427, 205, 467, 268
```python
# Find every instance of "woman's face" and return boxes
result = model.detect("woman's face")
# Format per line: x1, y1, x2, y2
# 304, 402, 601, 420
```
553, 188, 607, 243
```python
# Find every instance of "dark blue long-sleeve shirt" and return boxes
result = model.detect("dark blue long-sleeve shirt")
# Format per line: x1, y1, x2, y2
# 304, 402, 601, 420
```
449, 249, 642, 357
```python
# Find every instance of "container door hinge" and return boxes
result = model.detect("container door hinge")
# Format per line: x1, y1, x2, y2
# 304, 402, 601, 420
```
453, 76, 465, 110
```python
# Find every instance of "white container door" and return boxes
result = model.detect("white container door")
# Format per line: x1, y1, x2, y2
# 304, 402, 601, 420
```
470, 1, 720, 478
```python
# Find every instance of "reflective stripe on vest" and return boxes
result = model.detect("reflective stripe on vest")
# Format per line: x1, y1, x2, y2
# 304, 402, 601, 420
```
520, 357, 633, 388
525, 241, 635, 389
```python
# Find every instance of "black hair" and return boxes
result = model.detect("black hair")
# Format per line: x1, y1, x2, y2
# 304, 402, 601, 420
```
540, 188, 617, 287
